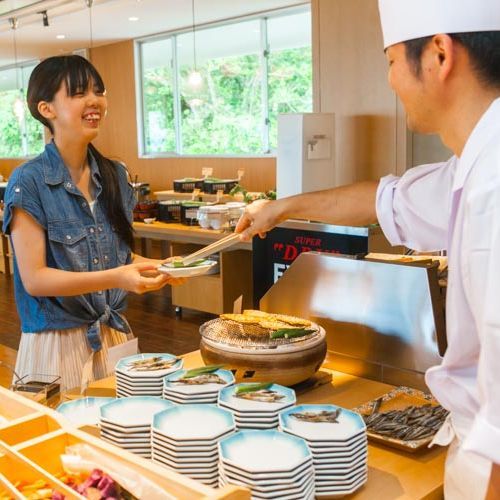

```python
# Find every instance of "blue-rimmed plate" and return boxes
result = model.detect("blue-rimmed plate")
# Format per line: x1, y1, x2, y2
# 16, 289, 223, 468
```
218, 384, 296, 413
151, 431, 220, 453
219, 430, 311, 474
57, 397, 115, 427
153, 404, 235, 441
279, 404, 366, 442
220, 464, 314, 490
164, 368, 234, 395
220, 456, 313, 482
220, 468, 315, 496
100, 396, 175, 427
115, 353, 183, 379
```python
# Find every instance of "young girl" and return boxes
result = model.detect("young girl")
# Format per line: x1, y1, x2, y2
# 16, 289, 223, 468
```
2, 55, 182, 392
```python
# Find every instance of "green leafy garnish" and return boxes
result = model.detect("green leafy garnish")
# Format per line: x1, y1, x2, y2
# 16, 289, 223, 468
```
270, 328, 315, 339
181, 365, 225, 379
235, 382, 273, 395
171, 259, 206, 268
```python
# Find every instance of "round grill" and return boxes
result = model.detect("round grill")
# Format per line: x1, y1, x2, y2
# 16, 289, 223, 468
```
199, 317, 322, 350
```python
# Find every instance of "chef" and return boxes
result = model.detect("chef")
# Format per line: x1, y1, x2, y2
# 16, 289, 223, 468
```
236, 1, 500, 498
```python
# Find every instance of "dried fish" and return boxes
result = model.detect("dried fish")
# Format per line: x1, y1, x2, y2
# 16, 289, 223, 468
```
362, 404, 448, 442
291, 409, 342, 423
235, 389, 285, 403
172, 373, 226, 385
126, 357, 180, 371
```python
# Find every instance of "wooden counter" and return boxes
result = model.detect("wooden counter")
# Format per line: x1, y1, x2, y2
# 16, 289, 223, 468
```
0, 345, 17, 388
77, 350, 446, 500
133, 221, 251, 250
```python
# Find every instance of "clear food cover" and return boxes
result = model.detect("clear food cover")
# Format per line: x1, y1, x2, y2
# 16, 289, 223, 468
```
197, 205, 229, 230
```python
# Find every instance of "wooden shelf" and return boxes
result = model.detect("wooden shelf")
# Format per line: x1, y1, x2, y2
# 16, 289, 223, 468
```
0, 386, 249, 499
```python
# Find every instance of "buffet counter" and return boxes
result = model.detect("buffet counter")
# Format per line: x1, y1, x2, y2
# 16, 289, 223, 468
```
133, 221, 251, 253
67, 350, 446, 500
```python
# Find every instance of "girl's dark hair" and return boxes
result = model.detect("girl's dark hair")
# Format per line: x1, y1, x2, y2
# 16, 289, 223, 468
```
27, 55, 134, 250
404, 31, 500, 88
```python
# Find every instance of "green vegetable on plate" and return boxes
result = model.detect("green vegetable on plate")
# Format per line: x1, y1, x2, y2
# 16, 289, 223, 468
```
171, 259, 207, 268
270, 328, 315, 339
181, 364, 225, 379
235, 382, 273, 395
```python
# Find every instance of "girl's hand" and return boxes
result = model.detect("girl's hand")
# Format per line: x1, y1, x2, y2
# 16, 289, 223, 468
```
117, 263, 185, 294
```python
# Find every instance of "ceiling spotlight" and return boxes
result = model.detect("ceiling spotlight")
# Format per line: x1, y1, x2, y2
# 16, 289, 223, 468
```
128, 16, 139, 21
56, 34, 65, 39
38, 10, 49, 27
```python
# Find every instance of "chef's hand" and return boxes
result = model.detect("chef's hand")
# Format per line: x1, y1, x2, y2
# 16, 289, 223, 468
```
118, 263, 184, 294
235, 199, 284, 241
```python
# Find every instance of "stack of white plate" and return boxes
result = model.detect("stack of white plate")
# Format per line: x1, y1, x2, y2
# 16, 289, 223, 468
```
280, 404, 368, 497
218, 383, 296, 430
162, 368, 234, 404
115, 353, 183, 398
56, 397, 115, 427
99, 396, 175, 459
151, 404, 235, 488
219, 430, 315, 500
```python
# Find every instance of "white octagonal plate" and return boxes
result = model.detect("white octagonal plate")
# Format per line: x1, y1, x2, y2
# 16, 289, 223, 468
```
280, 404, 366, 442
164, 368, 234, 395
100, 396, 175, 427
153, 404, 235, 441
218, 384, 296, 413
158, 259, 217, 278
57, 397, 115, 427
115, 353, 183, 379
219, 430, 311, 474
220, 457, 313, 483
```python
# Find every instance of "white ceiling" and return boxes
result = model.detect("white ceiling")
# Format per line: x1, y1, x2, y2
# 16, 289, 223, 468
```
0, 0, 309, 68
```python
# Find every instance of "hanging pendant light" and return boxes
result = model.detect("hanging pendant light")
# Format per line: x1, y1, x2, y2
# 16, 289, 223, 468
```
10, 17, 28, 153
187, 0, 202, 89
86, 0, 94, 60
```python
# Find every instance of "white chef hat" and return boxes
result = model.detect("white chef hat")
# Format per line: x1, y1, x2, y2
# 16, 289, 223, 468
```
379, 0, 500, 49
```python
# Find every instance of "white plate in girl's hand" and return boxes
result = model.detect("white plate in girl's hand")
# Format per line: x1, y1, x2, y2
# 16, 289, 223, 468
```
157, 259, 217, 278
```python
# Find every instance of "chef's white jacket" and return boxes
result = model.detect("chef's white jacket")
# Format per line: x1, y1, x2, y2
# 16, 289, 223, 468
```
376, 98, 500, 464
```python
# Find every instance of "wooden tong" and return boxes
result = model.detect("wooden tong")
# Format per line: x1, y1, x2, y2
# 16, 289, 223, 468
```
176, 232, 241, 266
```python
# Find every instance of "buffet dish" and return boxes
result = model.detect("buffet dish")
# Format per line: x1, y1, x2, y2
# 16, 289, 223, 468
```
354, 386, 449, 452
199, 311, 327, 386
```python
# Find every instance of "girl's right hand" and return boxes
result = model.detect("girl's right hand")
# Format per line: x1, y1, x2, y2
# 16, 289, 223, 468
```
116, 262, 174, 294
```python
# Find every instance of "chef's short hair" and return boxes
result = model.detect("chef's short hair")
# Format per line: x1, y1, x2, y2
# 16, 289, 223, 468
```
404, 32, 500, 88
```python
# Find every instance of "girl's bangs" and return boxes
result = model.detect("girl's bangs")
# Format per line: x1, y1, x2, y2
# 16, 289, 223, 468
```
64, 59, 105, 95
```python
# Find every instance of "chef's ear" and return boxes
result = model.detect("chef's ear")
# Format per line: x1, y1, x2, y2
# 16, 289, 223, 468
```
431, 34, 454, 82
37, 101, 56, 120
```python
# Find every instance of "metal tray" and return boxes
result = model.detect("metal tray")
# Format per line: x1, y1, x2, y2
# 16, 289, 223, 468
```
354, 386, 447, 453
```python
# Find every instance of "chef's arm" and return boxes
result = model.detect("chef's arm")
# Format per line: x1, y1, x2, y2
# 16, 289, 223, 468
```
236, 181, 378, 241
10, 208, 174, 295
486, 464, 500, 499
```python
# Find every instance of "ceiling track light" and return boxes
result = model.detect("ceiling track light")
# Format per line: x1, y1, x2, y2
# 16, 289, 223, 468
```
188, 0, 202, 89
37, 10, 49, 27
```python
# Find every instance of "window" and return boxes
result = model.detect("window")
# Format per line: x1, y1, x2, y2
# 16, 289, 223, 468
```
137, 7, 312, 156
0, 63, 44, 158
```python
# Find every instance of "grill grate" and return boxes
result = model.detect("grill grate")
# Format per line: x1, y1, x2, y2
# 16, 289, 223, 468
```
199, 318, 321, 349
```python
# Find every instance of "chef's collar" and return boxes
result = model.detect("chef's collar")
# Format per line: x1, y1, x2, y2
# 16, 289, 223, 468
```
452, 98, 500, 192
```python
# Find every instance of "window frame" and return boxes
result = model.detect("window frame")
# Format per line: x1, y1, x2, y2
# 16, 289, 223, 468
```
0, 59, 43, 160
135, 4, 311, 159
